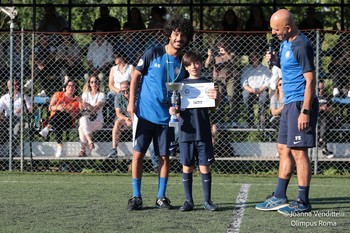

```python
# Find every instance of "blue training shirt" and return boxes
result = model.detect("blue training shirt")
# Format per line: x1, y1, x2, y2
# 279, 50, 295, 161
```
135, 46, 186, 125
279, 31, 315, 104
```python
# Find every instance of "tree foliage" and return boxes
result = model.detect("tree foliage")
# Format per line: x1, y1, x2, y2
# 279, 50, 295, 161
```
0, 1, 348, 31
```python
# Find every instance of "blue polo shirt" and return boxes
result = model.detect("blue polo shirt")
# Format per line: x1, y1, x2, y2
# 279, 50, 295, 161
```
135, 46, 186, 125
279, 32, 315, 104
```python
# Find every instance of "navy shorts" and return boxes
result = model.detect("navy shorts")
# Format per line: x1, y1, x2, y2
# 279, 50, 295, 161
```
133, 117, 170, 156
179, 141, 215, 166
278, 99, 319, 148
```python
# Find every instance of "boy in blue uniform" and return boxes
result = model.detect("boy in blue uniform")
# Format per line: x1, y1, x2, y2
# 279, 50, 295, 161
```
170, 51, 220, 211
255, 9, 319, 215
127, 16, 194, 210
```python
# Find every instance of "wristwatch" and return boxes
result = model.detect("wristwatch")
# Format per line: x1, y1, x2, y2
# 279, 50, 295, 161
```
302, 109, 310, 115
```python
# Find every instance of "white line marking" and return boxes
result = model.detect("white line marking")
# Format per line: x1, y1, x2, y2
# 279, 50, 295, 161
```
0, 180, 346, 187
227, 183, 250, 233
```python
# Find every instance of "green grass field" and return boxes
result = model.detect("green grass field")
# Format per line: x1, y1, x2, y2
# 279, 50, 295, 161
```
0, 173, 349, 233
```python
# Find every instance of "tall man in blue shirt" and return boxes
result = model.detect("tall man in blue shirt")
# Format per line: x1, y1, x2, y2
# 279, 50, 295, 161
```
127, 16, 194, 210
256, 9, 319, 215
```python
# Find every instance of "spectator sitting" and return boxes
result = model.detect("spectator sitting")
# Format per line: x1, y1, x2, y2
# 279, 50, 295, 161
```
328, 33, 350, 97
221, 9, 242, 53
244, 5, 268, 31
107, 81, 132, 158
107, 52, 134, 124
268, 55, 282, 96
205, 43, 240, 125
78, 76, 106, 157
92, 5, 121, 32
107, 81, 158, 168
147, 6, 167, 29
222, 9, 241, 31
12, 35, 30, 79
241, 52, 271, 128
34, 34, 60, 95
270, 78, 284, 130
298, 6, 324, 47
86, 29, 114, 77
299, 6, 324, 30
318, 80, 334, 158
39, 79, 80, 158
244, 5, 269, 55
55, 28, 84, 80
123, 7, 146, 30
37, 3, 67, 32
0, 79, 32, 149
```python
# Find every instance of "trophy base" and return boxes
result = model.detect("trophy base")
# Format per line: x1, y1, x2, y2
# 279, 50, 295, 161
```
168, 121, 179, 127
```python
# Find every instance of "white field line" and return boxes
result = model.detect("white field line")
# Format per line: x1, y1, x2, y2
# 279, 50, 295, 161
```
227, 183, 250, 233
0, 180, 346, 187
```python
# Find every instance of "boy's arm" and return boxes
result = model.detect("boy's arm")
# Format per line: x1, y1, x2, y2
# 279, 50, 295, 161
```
127, 69, 142, 122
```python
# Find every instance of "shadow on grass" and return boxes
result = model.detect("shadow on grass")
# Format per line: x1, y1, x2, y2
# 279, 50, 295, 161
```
310, 196, 350, 205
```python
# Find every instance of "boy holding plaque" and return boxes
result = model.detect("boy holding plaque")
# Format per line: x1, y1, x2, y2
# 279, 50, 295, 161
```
170, 51, 220, 211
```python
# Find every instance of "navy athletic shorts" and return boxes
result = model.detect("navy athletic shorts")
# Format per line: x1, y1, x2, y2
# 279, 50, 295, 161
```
133, 117, 170, 156
278, 99, 319, 148
179, 141, 215, 166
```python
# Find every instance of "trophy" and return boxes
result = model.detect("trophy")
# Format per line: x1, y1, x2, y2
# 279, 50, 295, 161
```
166, 82, 184, 127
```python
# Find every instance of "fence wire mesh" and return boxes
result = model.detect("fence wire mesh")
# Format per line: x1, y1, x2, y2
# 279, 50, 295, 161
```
0, 30, 349, 174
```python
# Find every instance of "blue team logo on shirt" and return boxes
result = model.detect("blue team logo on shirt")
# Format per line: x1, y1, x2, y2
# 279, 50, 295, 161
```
285, 50, 291, 59
175, 66, 181, 76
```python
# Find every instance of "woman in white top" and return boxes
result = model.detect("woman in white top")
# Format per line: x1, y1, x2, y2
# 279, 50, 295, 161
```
108, 51, 134, 94
107, 52, 134, 123
79, 75, 106, 157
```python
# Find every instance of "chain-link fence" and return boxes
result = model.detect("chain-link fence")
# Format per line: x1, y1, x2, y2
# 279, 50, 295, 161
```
0, 29, 349, 174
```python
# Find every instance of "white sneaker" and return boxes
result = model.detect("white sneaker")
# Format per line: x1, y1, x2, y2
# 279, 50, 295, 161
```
55, 145, 62, 158
37, 90, 46, 97
333, 87, 340, 97
39, 127, 49, 138
24, 79, 33, 89
64, 75, 69, 84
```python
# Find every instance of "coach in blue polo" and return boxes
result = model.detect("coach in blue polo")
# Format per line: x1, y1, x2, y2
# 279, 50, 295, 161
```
256, 9, 319, 215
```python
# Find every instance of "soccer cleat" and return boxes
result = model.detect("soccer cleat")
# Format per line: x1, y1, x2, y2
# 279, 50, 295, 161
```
255, 192, 288, 211
155, 197, 173, 209
278, 198, 312, 216
39, 127, 49, 138
127, 196, 143, 211
179, 200, 194, 211
55, 145, 62, 158
204, 200, 218, 211
107, 148, 118, 158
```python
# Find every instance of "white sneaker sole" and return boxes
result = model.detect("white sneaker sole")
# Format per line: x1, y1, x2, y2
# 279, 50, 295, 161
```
255, 203, 289, 211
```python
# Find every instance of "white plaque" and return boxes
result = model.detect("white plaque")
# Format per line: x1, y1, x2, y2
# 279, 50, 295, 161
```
180, 82, 216, 109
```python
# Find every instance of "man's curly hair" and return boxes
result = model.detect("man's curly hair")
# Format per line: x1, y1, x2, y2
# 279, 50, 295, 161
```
163, 16, 194, 46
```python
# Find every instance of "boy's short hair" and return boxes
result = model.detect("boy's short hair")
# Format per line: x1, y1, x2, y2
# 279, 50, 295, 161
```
182, 51, 202, 67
